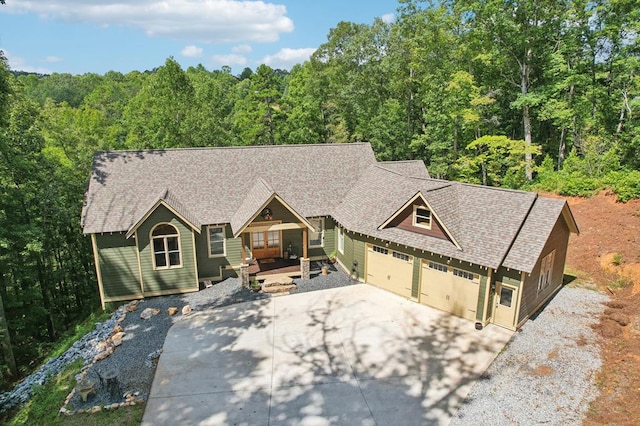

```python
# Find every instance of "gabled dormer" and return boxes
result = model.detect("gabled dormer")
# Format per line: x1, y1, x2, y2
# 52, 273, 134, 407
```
378, 192, 461, 249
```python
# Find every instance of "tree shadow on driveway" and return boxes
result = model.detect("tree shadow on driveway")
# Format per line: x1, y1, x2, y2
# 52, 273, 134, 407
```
142, 285, 512, 425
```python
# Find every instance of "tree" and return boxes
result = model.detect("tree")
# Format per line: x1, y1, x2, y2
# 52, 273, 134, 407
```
454, 135, 541, 186
124, 57, 195, 148
458, 0, 570, 180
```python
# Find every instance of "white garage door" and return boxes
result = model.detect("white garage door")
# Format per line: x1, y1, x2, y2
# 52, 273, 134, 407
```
419, 261, 479, 321
366, 245, 413, 298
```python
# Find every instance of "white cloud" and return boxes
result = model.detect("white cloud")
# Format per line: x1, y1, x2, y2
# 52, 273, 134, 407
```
232, 44, 253, 54
181, 45, 203, 58
211, 53, 247, 66
260, 47, 315, 69
381, 13, 395, 24
45, 55, 64, 63
5, 1, 294, 43
1, 50, 52, 73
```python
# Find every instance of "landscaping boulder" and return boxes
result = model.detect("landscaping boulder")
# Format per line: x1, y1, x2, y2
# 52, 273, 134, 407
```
140, 307, 160, 320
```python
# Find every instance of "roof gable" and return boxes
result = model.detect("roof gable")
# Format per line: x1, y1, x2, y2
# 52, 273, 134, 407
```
378, 192, 461, 249
229, 178, 313, 237
125, 188, 201, 238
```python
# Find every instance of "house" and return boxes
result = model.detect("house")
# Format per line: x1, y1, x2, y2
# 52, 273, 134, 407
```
81, 143, 578, 330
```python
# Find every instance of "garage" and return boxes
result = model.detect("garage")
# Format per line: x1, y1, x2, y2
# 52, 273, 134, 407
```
419, 260, 479, 321
365, 244, 413, 298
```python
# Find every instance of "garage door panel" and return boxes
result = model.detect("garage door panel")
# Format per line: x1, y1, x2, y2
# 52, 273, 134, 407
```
420, 262, 479, 321
366, 246, 412, 298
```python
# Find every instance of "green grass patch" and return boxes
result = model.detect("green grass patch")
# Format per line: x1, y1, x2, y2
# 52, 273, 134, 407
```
4, 359, 144, 426
609, 277, 633, 289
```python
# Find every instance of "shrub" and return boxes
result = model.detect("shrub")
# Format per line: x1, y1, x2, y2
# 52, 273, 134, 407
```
603, 170, 640, 202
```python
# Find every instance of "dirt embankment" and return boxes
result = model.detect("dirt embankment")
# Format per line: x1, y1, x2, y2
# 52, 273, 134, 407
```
556, 191, 640, 425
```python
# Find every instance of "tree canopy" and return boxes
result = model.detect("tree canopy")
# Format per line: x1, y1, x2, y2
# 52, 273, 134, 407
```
1, 0, 639, 388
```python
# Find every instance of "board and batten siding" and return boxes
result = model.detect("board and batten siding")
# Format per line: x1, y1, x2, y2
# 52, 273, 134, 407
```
94, 233, 142, 302
136, 204, 198, 296
517, 215, 571, 326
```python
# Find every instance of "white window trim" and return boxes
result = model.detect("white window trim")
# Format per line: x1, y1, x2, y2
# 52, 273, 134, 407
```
412, 205, 432, 230
537, 250, 555, 293
207, 225, 227, 258
337, 227, 344, 254
151, 223, 183, 270
308, 217, 325, 248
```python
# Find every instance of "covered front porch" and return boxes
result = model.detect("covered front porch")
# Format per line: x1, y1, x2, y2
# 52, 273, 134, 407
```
247, 257, 324, 280
239, 221, 314, 286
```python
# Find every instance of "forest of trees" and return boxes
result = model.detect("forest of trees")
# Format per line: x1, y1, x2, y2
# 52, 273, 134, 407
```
0, 0, 639, 388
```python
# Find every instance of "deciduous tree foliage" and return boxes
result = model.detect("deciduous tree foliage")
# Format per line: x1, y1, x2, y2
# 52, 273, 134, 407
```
0, 0, 639, 388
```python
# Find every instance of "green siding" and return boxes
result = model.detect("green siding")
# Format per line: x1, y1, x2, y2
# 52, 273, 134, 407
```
476, 275, 488, 322
411, 260, 420, 299
196, 224, 240, 280
309, 217, 335, 258
495, 268, 522, 288
96, 233, 141, 299
137, 205, 198, 295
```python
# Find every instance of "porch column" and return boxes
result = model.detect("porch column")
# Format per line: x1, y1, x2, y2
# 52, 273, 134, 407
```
302, 228, 308, 259
301, 227, 310, 279
240, 264, 250, 288
241, 233, 247, 265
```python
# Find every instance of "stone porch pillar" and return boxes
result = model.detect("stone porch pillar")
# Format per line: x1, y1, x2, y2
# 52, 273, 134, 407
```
240, 263, 250, 288
301, 258, 310, 280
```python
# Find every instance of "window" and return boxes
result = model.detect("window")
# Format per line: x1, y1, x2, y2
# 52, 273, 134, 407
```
252, 231, 265, 249
413, 206, 432, 229
338, 227, 344, 254
428, 261, 447, 273
499, 286, 513, 308
208, 226, 226, 257
309, 218, 325, 248
453, 268, 475, 281
537, 250, 555, 293
267, 230, 279, 248
393, 251, 410, 262
372, 245, 389, 255
151, 224, 181, 269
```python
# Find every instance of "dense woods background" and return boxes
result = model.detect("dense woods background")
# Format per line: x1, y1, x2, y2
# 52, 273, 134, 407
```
0, 0, 639, 389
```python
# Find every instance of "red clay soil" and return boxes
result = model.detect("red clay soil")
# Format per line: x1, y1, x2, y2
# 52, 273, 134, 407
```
552, 190, 640, 425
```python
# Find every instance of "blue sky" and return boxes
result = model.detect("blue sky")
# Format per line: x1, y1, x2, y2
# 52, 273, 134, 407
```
0, 0, 400, 75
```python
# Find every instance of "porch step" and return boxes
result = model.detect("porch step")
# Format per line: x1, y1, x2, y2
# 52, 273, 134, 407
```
261, 276, 296, 293
262, 284, 296, 294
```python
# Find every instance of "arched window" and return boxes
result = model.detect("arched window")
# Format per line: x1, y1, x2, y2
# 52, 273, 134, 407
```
151, 224, 181, 269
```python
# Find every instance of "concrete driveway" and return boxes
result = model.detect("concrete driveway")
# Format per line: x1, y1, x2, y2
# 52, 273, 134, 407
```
142, 284, 513, 425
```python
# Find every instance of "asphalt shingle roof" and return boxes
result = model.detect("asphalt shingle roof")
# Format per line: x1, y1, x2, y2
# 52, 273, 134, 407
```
502, 197, 571, 272
82, 143, 575, 272
81, 143, 377, 234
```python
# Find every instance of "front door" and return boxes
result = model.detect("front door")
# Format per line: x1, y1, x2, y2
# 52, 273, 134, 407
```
251, 230, 281, 259
493, 283, 518, 329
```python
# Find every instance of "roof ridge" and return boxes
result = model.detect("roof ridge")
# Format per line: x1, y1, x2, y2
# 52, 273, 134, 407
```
93, 142, 372, 155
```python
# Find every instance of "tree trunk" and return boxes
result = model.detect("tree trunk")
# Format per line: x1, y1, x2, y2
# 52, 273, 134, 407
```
521, 56, 533, 181
0, 288, 17, 377
558, 126, 567, 170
